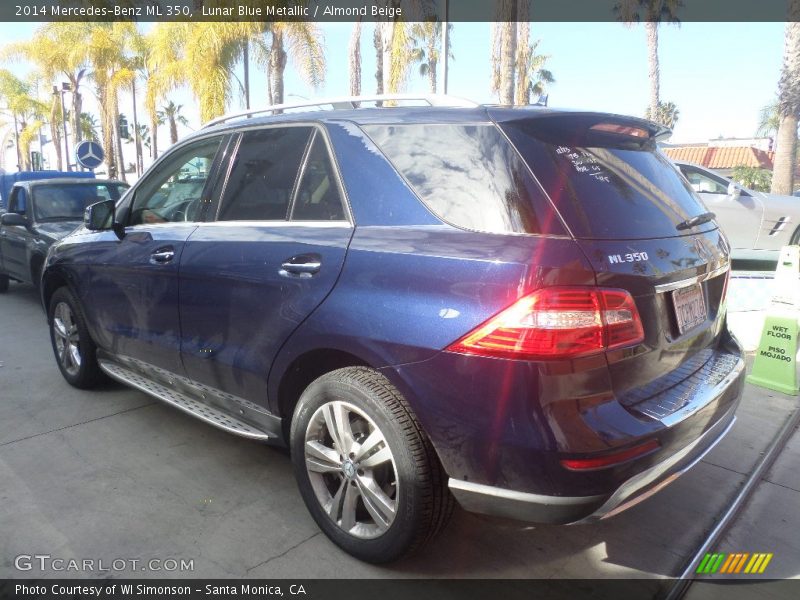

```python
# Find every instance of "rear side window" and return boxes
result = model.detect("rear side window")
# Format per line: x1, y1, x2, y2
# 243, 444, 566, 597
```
220, 127, 313, 221
292, 131, 346, 221
362, 124, 565, 235
501, 119, 712, 240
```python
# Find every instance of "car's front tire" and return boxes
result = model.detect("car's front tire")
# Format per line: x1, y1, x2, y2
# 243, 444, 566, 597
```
0, 274, 8, 293
48, 287, 103, 389
290, 367, 454, 563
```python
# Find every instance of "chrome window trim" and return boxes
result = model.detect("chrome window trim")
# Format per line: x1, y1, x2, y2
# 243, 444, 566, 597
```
211, 121, 354, 226
193, 220, 352, 229
654, 263, 730, 294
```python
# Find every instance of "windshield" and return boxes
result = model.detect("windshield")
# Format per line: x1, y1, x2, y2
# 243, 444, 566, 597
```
33, 183, 129, 221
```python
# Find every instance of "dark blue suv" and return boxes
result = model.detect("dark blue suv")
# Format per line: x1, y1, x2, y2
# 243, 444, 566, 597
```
42, 97, 744, 563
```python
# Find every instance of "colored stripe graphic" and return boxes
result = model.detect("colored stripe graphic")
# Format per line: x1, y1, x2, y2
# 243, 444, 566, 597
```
696, 553, 726, 574
696, 553, 713, 574
697, 552, 774, 575
734, 553, 749, 573
720, 554, 737, 574
745, 553, 774, 574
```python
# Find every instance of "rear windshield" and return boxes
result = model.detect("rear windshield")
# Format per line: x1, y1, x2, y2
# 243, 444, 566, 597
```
33, 183, 129, 221
362, 124, 566, 236
501, 119, 714, 240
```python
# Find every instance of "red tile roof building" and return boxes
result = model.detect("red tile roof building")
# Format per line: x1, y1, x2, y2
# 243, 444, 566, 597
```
662, 145, 774, 171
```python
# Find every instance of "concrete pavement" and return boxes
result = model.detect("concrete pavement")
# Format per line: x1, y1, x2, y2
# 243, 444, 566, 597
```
0, 280, 797, 586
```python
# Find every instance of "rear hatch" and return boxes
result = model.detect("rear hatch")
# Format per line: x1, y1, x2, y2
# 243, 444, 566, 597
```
494, 109, 735, 420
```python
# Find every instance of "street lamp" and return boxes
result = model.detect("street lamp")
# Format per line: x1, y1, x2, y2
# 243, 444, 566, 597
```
54, 82, 71, 171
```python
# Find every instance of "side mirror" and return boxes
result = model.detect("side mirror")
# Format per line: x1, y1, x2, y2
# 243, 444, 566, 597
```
727, 182, 742, 200
1, 212, 28, 227
84, 199, 116, 231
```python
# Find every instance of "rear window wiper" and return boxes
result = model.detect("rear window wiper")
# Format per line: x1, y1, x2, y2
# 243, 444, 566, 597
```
676, 211, 716, 231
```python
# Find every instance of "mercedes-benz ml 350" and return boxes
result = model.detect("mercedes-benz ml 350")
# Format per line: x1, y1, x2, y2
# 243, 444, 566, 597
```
42, 96, 744, 563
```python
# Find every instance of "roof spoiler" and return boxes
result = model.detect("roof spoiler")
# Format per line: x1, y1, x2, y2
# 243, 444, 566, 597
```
489, 109, 672, 147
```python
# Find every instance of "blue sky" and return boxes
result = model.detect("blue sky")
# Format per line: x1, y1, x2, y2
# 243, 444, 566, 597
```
0, 21, 784, 146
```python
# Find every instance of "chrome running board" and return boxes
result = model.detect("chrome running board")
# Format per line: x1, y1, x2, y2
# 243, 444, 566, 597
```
99, 360, 273, 441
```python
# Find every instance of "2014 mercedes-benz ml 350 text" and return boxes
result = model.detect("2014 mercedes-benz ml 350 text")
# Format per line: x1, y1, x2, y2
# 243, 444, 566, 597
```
42, 96, 744, 563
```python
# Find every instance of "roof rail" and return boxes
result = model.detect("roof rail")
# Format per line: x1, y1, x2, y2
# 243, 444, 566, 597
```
203, 94, 480, 128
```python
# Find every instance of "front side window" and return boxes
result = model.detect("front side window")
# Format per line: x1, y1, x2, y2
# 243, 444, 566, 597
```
130, 136, 222, 225
33, 183, 129, 221
219, 127, 313, 221
679, 166, 729, 195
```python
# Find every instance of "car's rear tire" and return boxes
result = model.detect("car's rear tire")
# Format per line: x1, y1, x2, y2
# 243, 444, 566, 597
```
290, 367, 454, 563
48, 287, 103, 389
790, 226, 800, 246
0, 274, 8, 293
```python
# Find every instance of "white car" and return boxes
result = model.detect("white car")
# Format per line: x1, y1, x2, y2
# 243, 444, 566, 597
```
674, 161, 799, 261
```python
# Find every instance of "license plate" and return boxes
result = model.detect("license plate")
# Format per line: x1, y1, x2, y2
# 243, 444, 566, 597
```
672, 284, 706, 335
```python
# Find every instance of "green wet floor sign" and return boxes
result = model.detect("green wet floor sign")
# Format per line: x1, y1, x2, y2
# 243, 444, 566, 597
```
747, 312, 800, 396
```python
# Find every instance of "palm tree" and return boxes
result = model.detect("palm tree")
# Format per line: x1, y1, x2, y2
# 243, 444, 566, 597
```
83, 22, 140, 181
349, 21, 362, 99
649, 101, 680, 128
515, 38, 554, 105
410, 22, 453, 93
380, 21, 414, 96
157, 101, 189, 146
48, 94, 64, 171
141, 26, 178, 161
756, 101, 780, 139
615, 0, 682, 120
3, 24, 90, 145
148, 22, 265, 123
266, 23, 326, 106
128, 123, 151, 157
373, 25, 384, 98
771, 17, 800, 195
490, 1, 520, 105
374, 1, 435, 98
80, 112, 100, 141
0, 69, 45, 170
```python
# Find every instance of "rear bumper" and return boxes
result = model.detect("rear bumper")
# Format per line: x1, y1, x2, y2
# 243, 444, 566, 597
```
448, 403, 737, 524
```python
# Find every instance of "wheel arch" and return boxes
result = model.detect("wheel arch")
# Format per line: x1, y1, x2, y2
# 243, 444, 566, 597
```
275, 348, 370, 440
41, 268, 72, 314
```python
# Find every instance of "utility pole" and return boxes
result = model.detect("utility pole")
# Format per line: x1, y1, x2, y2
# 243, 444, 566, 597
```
243, 41, 251, 110
442, 0, 449, 94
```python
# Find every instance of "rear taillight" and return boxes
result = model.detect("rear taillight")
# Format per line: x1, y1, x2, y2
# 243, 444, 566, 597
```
446, 287, 644, 360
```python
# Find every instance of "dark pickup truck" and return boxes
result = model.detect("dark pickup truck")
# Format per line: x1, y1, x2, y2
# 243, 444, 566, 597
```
0, 178, 128, 291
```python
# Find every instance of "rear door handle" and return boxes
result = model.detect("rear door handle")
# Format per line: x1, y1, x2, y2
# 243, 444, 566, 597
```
280, 254, 322, 277
150, 247, 175, 264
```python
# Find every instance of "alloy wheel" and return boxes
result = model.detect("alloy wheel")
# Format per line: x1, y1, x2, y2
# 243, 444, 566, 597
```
52, 302, 82, 377
304, 400, 399, 539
